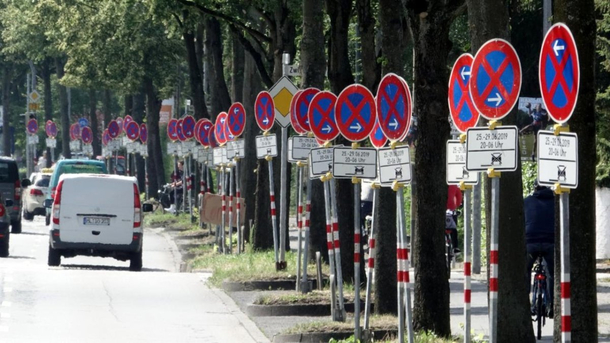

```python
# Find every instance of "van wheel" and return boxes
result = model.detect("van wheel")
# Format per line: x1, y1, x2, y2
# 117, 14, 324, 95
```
45, 214, 50, 226
129, 250, 142, 271
23, 210, 33, 221
0, 237, 8, 257
48, 245, 61, 266
11, 220, 21, 234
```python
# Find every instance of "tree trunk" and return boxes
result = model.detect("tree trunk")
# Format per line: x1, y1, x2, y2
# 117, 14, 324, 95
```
144, 76, 165, 196
231, 34, 244, 103
185, 29, 209, 120
240, 50, 262, 243
302, 0, 328, 262
42, 58, 53, 167
553, 1, 597, 341
55, 58, 70, 159
406, 0, 464, 336
326, 0, 356, 282
2, 65, 11, 157
466, 0, 535, 341
272, 5, 297, 81
88, 89, 101, 157
372, 0, 406, 315
205, 16, 232, 115
133, 90, 147, 193
124, 94, 133, 118
356, 0, 381, 91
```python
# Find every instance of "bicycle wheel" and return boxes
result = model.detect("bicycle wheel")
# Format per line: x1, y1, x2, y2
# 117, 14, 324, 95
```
536, 283, 543, 340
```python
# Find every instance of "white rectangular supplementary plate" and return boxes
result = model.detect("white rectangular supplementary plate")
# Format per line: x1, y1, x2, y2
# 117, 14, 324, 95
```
309, 147, 334, 180
206, 149, 215, 169
332, 147, 377, 180
446, 140, 479, 185
228, 139, 245, 159
378, 146, 411, 185
288, 136, 317, 162
466, 126, 518, 172
537, 130, 578, 188
256, 134, 278, 159
166, 142, 179, 155
213, 147, 228, 166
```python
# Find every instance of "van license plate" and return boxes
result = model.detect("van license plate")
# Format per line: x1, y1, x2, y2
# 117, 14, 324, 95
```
83, 217, 110, 226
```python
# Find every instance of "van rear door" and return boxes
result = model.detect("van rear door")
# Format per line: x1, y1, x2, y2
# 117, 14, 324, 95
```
58, 176, 135, 245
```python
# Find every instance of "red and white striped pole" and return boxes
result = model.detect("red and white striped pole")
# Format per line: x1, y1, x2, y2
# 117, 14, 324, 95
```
235, 159, 242, 254
300, 177, 312, 293
329, 177, 346, 318
266, 156, 280, 265
557, 186, 571, 342
461, 183, 473, 343
488, 171, 500, 342
295, 164, 304, 291
322, 175, 341, 321
219, 167, 226, 254
363, 184, 379, 330
228, 164, 234, 254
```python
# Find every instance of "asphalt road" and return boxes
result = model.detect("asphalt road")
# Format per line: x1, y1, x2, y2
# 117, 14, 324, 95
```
0, 216, 269, 343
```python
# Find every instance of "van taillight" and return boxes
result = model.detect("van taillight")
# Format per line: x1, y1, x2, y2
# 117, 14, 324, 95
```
52, 181, 64, 225
51, 186, 57, 200
30, 189, 44, 196
0, 204, 6, 217
14, 180, 20, 200
133, 184, 141, 228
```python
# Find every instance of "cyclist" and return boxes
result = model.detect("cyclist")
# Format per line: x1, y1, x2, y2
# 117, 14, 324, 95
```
446, 185, 462, 253
165, 160, 184, 213
524, 181, 555, 316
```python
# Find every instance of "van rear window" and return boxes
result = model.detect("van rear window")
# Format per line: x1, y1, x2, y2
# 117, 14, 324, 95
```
61, 164, 105, 174
0, 162, 18, 182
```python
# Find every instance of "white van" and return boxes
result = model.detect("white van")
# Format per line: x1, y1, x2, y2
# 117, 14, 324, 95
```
46, 174, 152, 271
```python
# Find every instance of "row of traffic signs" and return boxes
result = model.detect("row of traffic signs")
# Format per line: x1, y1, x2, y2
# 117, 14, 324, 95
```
446, 23, 580, 189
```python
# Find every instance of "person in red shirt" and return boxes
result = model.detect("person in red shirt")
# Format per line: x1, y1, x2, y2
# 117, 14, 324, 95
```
446, 185, 463, 252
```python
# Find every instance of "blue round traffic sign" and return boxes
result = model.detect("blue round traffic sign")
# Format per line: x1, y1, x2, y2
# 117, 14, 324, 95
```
214, 112, 228, 145
139, 123, 148, 144
176, 118, 186, 142
448, 53, 479, 133
27, 119, 38, 135
116, 117, 124, 135
208, 124, 219, 148
45, 120, 57, 138
309, 91, 339, 143
167, 118, 179, 142
108, 120, 119, 139
470, 39, 522, 120
78, 117, 89, 128
335, 84, 377, 142
182, 115, 196, 140
254, 91, 275, 132
227, 103, 246, 137
197, 119, 213, 146
123, 115, 133, 130
369, 118, 387, 149
294, 88, 320, 132
539, 23, 579, 124
125, 121, 140, 141
81, 126, 92, 144
376, 74, 411, 141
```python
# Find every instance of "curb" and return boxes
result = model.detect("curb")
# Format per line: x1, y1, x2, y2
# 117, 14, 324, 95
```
223, 279, 320, 292
272, 329, 396, 343
247, 301, 371, 317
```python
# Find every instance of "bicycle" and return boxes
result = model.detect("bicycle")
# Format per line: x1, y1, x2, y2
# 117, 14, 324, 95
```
531, 252, 551, 340
445, 210, 459, 279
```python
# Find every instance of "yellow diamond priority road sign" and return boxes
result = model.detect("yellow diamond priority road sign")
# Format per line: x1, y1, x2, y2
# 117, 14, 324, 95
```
269, 76, 298, 128
29, 90, 41, 103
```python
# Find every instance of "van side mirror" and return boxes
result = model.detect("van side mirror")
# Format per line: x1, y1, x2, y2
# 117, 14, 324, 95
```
142, 203, 153, 213
44, 199, 54, 208
21, 179, 31, 188
5, 200, 13, 207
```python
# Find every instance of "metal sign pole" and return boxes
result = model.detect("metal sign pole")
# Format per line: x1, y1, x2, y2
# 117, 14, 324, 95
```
558, 188, 571, 343
219, 166, 226, 253
363, 184, 379, 331
173, 155, 178, 215
296, 164, 303, 291
301, 176, 312, 293
235, 158, 242, 254
472, 180, 482, 274
395, 184, 405, 343
267, 156, 280, 265
215, 167, 222, 251
397, 183, 414, 343
228, 163, 234, 254
329, 177, 346, 321
144, 157, 148, 199
189, 155, 193, 220
322, 176, 340, 321
353, 177, 361, 341
489, 171, 500, 343
462, 183, 472, 343
278, 52, 291, 270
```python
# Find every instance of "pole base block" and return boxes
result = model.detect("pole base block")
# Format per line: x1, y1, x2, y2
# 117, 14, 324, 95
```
276, 261, 287, 271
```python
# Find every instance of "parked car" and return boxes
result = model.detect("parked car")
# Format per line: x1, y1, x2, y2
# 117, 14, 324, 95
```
45, 159, 108, 226
45, 174, 152, 271
0, 157, 29, 233
0, 196, 15, 257
23, 171, 52, 220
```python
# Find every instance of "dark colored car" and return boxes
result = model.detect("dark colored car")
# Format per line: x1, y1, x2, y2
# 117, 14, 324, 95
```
0, 157, 29, 233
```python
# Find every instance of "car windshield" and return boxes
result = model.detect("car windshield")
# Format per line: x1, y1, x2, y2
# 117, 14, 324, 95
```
35, 175, 50, 187
0, 161, 18, 182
